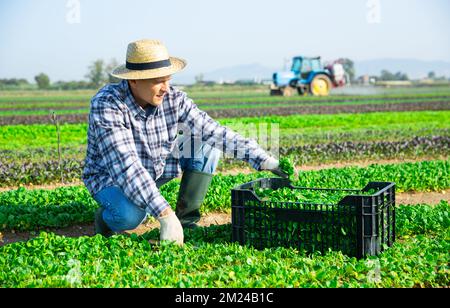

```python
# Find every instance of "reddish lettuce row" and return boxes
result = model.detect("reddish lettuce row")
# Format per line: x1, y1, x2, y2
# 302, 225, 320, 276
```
2, 92, 448, 106
279, 135, 449, 158
2, 96, 446, 114
0, 159, 83, 187
3, 128, 446, 158
195, 94, 450, 105
1, 100, 449, 125
1, 136, 448, 187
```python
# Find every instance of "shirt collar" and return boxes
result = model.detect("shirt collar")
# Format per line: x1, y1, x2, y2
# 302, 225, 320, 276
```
120, 80, 160, 119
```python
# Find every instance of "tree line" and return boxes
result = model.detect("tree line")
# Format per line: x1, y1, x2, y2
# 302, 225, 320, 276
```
0, 59, 121, 90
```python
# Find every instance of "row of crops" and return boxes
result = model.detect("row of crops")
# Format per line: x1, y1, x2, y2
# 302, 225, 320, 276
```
1, 100, 448, 123
1, 136, 447, 187
1, 86, 450, 103
0, 86, 448, 288
0, 89, 449, 124
0, 211, 448, 288
0, 111, 448, 186
0, 160, 448, 286
2, 110, 448, 148
0, 160, 448, 231
1, 94, 448, 111
0, 160, 447, 231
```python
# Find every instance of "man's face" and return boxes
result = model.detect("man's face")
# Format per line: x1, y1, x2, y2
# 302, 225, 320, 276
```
129, 75, 171, 107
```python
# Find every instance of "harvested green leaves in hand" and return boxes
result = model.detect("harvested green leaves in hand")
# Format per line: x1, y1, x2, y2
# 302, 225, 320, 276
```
279, 157, 295, 179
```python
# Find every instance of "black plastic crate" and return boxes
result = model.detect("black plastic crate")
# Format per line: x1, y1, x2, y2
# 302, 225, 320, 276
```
231, 178, 395, 259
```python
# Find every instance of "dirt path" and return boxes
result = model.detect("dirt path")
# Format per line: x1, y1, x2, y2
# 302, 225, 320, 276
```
0, 191, 447, 247
0, 213, 231, 246
0, 181, 84, 192
396, 191, 448, 205
219, 157, 445, 175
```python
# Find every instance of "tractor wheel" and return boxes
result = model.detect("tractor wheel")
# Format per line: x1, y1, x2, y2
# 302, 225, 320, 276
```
310, 74, 332, 96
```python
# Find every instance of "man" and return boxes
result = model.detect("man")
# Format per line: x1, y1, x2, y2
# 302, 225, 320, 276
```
82, 39, 287, 246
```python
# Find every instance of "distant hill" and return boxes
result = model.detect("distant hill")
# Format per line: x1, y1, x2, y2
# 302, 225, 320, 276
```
173, 59, 450, 84
202, 63, 277, 83
173, 63, 276, 85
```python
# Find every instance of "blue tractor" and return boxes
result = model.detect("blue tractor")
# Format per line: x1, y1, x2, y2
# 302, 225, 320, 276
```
270, 56, 346, 96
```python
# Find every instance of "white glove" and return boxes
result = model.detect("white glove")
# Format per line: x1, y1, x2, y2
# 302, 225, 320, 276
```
260, 157, 279, 170
158, 209, 184, 246
260, 157, 288, 178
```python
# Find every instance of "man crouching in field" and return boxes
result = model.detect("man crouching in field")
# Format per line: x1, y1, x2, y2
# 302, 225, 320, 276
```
82, 39, 287, 245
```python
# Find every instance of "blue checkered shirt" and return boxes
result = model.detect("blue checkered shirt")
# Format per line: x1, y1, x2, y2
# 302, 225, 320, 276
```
82, 80, 270, 218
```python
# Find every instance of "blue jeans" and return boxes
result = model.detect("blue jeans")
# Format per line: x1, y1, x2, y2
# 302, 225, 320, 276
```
93, 136, 220, 232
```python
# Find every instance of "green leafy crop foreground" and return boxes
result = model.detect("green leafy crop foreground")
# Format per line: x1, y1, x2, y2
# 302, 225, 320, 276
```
396, 201, 450, 237
0, 160, 448, 231
255, 187, 377, 204
220, 110, 450, 131
0, 203, 448, 288
0, 186, 97, 230
293, 160, 449, 192
278, 157, 295, 179
146, 201, 450, 245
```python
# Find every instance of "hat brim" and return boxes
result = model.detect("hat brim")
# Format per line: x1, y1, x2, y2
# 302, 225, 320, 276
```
110, 57, 187, 80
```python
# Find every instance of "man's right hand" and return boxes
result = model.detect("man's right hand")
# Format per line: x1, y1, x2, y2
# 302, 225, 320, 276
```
158, 208, 184, 246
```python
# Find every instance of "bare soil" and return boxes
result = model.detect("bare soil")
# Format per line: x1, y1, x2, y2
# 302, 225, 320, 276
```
219, 157, 443, 175
396, 190, 448, 205
0, 181, 84, 192
0, 212, 232, 247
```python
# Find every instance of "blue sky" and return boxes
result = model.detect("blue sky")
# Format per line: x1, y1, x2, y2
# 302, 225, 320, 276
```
0, 0, 449, 82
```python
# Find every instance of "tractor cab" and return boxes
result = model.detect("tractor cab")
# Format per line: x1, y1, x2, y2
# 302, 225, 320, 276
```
291, 56, 322, 80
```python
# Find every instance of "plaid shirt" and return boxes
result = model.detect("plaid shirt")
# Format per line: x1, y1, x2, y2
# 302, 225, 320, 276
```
82, 80, 270, 218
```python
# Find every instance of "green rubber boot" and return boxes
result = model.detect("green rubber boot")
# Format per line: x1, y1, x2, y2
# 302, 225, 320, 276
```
176, 170, 213, 229
94, 208, 115, 237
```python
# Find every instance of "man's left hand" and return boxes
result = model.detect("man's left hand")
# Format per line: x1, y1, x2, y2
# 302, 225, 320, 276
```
260, 157, 289, 179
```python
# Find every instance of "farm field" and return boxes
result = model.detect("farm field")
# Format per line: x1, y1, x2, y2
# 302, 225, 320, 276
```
0, 85, 449, 288
0, 110, 448, 186
0, 86, 449, 125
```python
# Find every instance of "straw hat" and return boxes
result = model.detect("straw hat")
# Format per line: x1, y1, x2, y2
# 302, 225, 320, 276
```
111, 39, 187, 80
